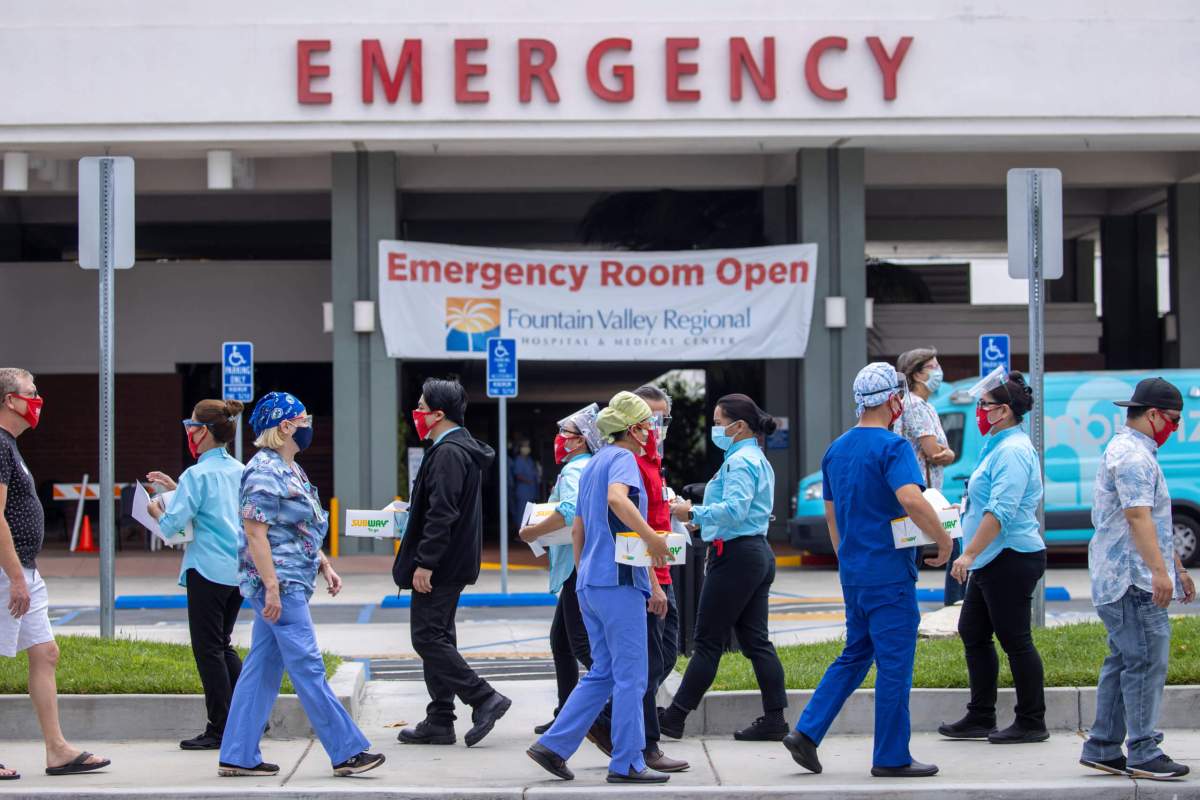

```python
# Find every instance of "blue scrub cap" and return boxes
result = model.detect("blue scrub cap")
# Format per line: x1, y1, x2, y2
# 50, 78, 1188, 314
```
249, 391, 306, 436
853, 362, 906, 418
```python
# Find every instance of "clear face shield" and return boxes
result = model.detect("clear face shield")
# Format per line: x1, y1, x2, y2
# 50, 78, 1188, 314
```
967, 365, 1007, 401
556, 403, 604, 455
650, 413, 669, 459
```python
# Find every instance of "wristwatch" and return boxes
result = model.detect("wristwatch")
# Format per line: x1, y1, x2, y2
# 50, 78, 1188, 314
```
687, 509, 695, 522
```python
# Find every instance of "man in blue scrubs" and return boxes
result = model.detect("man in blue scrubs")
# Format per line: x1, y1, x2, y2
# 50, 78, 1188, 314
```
783, 363, 953, 778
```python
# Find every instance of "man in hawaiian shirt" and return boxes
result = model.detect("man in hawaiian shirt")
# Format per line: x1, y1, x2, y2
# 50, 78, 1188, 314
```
1080, 377, 1195, 781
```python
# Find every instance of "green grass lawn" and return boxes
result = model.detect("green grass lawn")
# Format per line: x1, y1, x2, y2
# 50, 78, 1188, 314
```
0, 635, 341, 694
678, 617, 1200, 691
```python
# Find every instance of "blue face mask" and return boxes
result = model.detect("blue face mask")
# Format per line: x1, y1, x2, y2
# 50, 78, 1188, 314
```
923, 367, 944, 393
710, 425, 734, 451
292, 425, 314, 452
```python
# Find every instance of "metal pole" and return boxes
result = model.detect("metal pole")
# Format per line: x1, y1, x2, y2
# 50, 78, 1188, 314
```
98, 158, 115, 639
498, 397, 509, 594
1028, 170, 1047, 628
234, 418, 243, 463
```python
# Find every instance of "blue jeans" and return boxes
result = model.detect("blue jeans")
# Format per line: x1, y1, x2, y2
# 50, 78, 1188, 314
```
540, 585, 648, 775
220, 591, 369, 767
797, 582, 920, 768
1082, 586, 1171, 766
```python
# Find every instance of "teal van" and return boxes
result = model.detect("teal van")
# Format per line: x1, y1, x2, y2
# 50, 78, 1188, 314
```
789, 370, 1200, 566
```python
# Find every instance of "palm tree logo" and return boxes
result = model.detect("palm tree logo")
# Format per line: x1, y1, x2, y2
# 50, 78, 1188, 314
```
445, 297, 501, 352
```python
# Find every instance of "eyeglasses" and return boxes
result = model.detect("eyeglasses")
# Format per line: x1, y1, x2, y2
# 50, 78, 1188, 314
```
6, 391, 39, 400
977, 400, 1004, 409
558, 428, 581, 437
181, 419, 208, 429
284, 415, 313, 428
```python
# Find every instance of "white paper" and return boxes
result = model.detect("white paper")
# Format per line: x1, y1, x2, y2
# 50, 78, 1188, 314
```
521, 501, 572, 557
133, 482, 193, 545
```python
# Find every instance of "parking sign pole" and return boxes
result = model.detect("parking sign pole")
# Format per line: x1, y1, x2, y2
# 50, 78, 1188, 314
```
499, 397, 509, 594
1027, 170, 1048, 628
98, 158, 116, 639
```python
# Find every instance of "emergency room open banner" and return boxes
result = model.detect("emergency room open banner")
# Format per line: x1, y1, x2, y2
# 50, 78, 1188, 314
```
377, 240, 818, 361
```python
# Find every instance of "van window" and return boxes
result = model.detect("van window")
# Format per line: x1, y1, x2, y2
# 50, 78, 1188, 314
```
940, 412, 965, 464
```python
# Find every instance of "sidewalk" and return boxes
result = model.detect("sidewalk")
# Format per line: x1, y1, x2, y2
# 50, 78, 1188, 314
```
0, 678, 1191, 798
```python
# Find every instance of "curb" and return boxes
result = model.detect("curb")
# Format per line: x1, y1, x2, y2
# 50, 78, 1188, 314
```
666, 682, 1200, 735
0, 661, 365, 741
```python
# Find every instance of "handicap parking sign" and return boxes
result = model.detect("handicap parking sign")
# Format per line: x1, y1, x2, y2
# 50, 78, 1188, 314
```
979, 334, 1010, 377
222, 342, 254, 402
486, 338, 517, 398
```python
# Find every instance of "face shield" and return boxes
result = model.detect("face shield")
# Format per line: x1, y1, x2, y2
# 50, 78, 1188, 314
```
967, 365, 1007, 401
650, 413, 669, 458
556, 403, 604, 454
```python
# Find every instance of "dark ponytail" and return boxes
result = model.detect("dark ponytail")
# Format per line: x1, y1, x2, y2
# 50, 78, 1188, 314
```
192, 399, 243, 444
715, 393, 777, 439
996, 371, 1034, 421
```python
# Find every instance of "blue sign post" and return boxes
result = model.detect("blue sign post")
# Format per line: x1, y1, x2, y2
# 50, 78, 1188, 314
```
222, 341, 253, 461
486, 338, 517, 592
979, 334, 1011, 377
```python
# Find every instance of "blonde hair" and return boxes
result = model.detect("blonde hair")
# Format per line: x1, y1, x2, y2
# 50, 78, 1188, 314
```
253, 426, 288, 451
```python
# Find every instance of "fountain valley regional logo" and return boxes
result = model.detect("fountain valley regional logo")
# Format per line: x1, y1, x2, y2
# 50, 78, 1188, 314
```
445, 297, 500, 353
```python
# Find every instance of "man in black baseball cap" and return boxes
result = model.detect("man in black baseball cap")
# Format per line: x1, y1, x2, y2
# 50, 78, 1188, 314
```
1081, 375, 1193, 780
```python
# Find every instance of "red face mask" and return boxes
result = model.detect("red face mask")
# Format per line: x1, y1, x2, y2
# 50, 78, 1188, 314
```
976, 405, 995, 436
642, 428, 662, 465
185, 426, 207, 460
553, 433, 575, 465
412, 409, 435, 440
889, 398, 904, 425
1149, 412, 1180, 448
7, 394, 43, 430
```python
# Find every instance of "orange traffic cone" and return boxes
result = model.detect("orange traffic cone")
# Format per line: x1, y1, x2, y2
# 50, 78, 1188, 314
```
77, 516, 98, 553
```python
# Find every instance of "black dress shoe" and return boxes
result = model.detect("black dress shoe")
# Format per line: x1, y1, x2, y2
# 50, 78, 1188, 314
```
988, 724, 1049, 744
871, 760, 939, 778
937, 715, 997, 740
607, 767, 670, 783
465, 692, 512, 747
397, 719, 456, 745
658, 704, 687, 740
586, 721, 613, 757
734, 715, 790, 742
783, 731, 822, 774
527, 743, 574, 781
180, 732, 221, 750
533, 719, 554, 735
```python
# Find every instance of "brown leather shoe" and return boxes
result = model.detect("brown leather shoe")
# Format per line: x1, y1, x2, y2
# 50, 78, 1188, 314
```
644, 747, 690, 773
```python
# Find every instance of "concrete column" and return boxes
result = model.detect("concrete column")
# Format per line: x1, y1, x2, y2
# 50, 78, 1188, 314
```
1169, 185, 1200, 367
1100, 214, 1160, 370
795, 149, 867, 474
762, 185, 800, 538
332, 151, 398, 554
1050, 238, 1096, 304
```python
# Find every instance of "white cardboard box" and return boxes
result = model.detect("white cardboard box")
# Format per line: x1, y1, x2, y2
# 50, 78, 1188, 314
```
614, 531, 688, 567
521, 501, 572, 557
891, 488, 962, 549
346, 501, 409, 539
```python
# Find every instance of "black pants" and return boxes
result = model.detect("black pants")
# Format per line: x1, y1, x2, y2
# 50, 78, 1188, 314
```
656, 582, 679, 692
672, 536, 787, 714
550, 571, 592, 712
411, 582, 495, 724
185, 569, 243, 738
958, 548, 1047, 729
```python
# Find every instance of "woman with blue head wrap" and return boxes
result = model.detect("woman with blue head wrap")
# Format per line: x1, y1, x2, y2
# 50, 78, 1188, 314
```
219, 392, 385, 779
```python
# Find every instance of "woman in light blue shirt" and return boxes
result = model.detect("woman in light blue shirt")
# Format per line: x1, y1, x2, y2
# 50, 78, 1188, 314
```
660, 394, 788, 743
941, 371, 1048, 745
519, 403, 602, 733
146, 398, 247, 751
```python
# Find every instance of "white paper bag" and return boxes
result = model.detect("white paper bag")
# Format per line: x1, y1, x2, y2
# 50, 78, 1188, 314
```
133, 483, 193, 545
891, 488, 963, 549
613, 531, 688, 567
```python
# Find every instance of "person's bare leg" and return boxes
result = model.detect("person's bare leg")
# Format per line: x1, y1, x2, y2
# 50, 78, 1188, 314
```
27, 642, 105, 768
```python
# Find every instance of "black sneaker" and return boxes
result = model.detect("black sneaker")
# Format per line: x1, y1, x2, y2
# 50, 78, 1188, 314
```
606, 767, 670, 784
733, 715, 790, 742
217, 761, 280, 777
1128, 754, 1190, 780
937, 715, 997, 740
333, 752, 385, 777
1080, 755, 1130, 776
659, 705, 687, 740
465, 692, 512, 747
180, 732, 221, 750
988, 724, 1050, 744
397, 719, 456, 745
783, 730, 822, 774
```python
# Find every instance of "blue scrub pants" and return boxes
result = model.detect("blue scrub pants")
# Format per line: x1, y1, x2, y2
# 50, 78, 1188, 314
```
220, 591, 369, 768
796, 581, 919, 769
539, 585, 648, 775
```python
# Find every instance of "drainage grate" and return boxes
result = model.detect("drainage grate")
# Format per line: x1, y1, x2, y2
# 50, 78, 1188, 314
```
370, 656, 558, 682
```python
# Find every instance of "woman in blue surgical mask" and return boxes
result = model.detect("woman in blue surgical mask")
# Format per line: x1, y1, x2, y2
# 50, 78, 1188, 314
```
660, 394, 789, 743
896, 348, 960, 606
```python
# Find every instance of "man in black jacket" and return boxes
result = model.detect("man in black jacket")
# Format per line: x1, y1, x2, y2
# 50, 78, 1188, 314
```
393, 378, 511, 748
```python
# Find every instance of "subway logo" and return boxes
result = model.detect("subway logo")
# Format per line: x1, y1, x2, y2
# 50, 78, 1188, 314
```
350, 518, 390, 531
